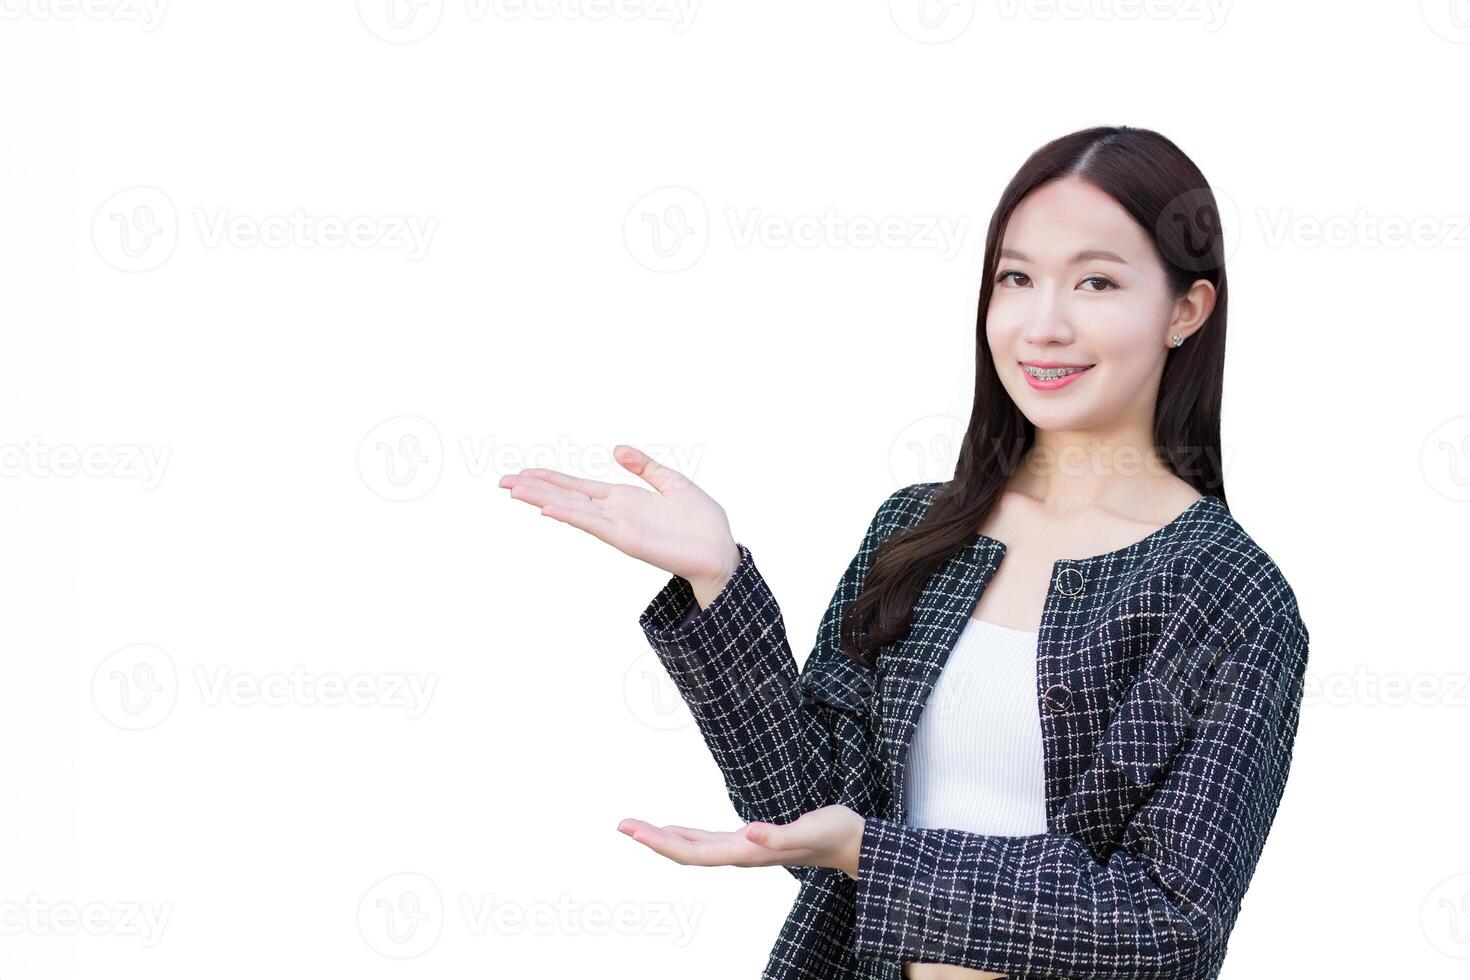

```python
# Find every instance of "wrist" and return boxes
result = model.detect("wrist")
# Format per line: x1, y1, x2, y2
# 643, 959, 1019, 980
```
689, 542, 741, 610
841, 808, 865, 881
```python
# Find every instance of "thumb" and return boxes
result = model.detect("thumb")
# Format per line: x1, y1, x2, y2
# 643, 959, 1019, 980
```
614, 444, 690, 495
743, 822, 780, 847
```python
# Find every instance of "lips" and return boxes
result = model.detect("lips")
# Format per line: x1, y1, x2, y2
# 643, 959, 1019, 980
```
1019, 362, 1094, 389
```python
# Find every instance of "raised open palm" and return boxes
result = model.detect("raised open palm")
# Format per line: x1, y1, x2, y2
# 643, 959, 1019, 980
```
498, 444, 742, 601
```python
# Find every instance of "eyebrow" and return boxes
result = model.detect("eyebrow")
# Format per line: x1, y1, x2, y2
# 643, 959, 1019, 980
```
999, 247, 1130, 265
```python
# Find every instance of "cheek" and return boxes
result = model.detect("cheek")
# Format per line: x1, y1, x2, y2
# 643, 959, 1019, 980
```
1083, 299, 1158, 361
984, 305, 1022, 348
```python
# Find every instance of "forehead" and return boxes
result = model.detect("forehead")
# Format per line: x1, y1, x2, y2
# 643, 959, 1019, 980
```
1002, 176, 1151, 261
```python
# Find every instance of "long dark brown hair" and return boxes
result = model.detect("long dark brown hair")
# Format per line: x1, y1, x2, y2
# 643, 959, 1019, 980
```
841, 125, 1229, 670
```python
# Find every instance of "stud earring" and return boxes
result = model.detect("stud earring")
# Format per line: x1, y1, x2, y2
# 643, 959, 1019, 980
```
1170, 334, 1184, 348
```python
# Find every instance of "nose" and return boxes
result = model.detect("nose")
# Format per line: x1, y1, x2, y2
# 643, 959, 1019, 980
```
1018, 288, 1076, 347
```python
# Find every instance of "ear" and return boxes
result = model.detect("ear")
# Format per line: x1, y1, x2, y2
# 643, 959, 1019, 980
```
1170, 278, 1217, 342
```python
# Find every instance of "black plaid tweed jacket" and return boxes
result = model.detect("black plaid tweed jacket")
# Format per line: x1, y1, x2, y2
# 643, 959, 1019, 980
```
638, 481, 1309, 979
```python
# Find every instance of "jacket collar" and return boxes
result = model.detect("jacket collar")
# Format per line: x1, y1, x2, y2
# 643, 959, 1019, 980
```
875, 493, 1226, 823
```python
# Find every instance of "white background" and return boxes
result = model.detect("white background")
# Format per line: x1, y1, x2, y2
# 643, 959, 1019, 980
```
4, 1, 1468, 977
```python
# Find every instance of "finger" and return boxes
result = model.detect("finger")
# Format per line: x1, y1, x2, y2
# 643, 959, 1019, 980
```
614, 445, 693, 495
743, 819, 825, 861
503, 478, 619, 537
617, 818, 808, 871
661, 824, 717, 842
622, 820, 737, 847
502, 474, 592, 509
743, 821, 786, 848
540, 499, 618, 541
621, 820, 776, 868
617, 818, 669, 847
620, 823, 706, 866
739, 824, 821, 869
618, 818, 708, 842
505, 467, 613, 501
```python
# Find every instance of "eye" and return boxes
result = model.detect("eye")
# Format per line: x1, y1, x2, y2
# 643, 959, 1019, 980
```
995, 270, 1030, 287
1080, 275, 1118, 291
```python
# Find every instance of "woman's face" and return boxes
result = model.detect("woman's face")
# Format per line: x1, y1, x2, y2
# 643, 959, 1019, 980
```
986, 175, 1210, 440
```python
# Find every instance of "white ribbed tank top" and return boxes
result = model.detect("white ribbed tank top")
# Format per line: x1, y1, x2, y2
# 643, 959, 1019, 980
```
902, 616, 1050, 837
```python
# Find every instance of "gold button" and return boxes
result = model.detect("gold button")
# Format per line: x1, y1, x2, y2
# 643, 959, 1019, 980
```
1057, 566, 1085, 596
1042, 684, 1072, 713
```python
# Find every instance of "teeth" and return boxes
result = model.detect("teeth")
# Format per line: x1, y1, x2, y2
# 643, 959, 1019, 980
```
1023, 364, 1090, 380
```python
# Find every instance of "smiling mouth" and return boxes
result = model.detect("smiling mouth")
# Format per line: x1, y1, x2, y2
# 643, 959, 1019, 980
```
1020, 363, 1094, 380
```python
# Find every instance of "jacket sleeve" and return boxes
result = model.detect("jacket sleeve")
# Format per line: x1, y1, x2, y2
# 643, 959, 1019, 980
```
851, 606, 1310, 978
637, 488, 909, 884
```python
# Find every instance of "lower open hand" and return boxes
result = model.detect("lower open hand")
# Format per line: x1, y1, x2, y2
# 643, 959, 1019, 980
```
616, 804, 865, 880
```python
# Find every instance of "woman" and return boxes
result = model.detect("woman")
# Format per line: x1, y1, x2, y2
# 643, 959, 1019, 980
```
499, 125, 1309, 980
